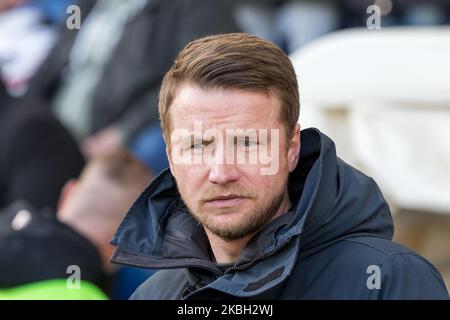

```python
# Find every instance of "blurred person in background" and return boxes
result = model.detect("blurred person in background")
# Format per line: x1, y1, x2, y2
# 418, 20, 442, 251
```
230, 0, 340, 53
3, 0, 238, 298
341, 0, 449, 28
0, 149, 152, 299
24, 0, 239, 164
0, 80, 84, 212
230, 0, 450, 54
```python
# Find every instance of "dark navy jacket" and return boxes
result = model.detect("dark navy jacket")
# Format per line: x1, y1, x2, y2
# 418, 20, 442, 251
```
110, 128, 449, 299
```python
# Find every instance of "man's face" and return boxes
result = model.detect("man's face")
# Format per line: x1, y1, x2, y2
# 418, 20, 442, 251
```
167, 84, 300, 240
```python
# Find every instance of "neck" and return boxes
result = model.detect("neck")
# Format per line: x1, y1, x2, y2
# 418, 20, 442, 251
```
206, 190, 292, 264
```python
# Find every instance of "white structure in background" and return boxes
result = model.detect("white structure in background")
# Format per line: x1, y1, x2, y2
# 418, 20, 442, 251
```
290, 27, 450, 214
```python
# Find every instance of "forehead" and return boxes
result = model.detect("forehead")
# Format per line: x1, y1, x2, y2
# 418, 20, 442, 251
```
170, 84, 281, 131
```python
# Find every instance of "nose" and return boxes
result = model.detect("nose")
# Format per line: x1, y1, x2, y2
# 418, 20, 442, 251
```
208, 163, 240, 185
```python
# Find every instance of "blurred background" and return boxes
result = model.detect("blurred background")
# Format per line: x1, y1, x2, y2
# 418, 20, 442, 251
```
0, 0, 449, 299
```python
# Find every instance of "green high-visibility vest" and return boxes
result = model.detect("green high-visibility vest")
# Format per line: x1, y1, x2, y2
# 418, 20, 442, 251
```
0, 279, 108, 300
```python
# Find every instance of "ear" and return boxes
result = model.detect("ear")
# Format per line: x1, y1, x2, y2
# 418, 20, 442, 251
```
287, 123, 301, 173
57, 179, 79, 213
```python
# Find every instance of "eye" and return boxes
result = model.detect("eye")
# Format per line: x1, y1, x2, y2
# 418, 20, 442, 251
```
190, 140, 214, 151
236, 138, 258, 148
191, 142, 204, 150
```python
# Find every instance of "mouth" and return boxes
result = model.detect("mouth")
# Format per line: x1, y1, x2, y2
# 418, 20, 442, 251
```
204, 194, 249, 208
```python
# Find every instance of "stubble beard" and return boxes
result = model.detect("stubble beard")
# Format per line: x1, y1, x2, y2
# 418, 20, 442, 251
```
183, 185, 287, 241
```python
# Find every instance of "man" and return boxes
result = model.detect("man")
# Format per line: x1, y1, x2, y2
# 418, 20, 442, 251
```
110, 33, 449, 299
0, 150, 152, 298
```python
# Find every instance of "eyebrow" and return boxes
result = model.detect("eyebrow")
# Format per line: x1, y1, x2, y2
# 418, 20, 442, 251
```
184, 134, 215, 144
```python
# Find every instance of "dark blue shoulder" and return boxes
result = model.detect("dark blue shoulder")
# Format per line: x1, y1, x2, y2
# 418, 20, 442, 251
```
130, 269, 188, 300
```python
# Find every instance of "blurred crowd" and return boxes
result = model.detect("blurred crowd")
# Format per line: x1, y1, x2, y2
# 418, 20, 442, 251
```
0, 0, 449, 299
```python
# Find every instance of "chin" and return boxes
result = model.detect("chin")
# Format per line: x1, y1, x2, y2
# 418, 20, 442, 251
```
209, 212, 254, 231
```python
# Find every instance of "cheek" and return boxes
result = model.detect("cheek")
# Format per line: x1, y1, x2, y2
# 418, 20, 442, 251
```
172, 165, 205, 198
240, 164, 285, 191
